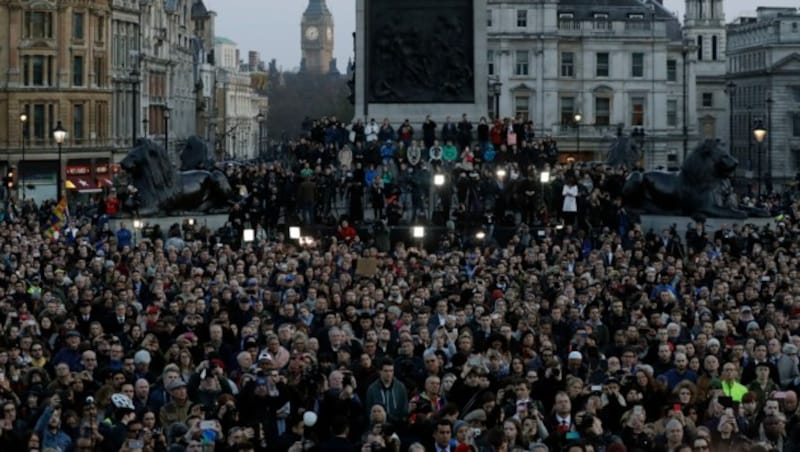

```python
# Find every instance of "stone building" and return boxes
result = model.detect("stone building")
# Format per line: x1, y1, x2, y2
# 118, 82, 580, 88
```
487, 0, 698, 167
727, 7, 800, 186
0, 0, 114, 202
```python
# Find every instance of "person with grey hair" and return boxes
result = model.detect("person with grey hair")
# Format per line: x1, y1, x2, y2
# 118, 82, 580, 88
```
776, 343, 800, 389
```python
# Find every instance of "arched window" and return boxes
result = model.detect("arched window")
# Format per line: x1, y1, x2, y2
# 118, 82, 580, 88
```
697, 35, 703, 61
712, 35, 718, 60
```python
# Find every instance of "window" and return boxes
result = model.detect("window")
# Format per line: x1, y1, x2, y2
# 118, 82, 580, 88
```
793, 113, 800, 137
73, 56, 84, 86
558, 12, 577, 30
596, 53, 609, 77
488, 50, 494, 76
24, 11, 53, 39
32, 55, 45, 86
561, 52, 575, 77
631, 53, 644, 77
73, 104, 84, 143
33, 104, 45, 141
712, 35, 718, 60
593, 13, 610, 30
94, 57, 105, 87
697, 35, 703, 61
667, 100, 678, 127
517, 10, 527, 27
73, 13, 84, 40
561, 96, 575, 126
97, 17, 105, 42
626, 13, 650, 30
667, 59, 677, 82
631, 96, 645, 126
96, 102, 107, 140
515, 96, 529, 121
792, 87, 800, 102
515, 51, 528, 76
595, 97, 610, 126
702, 92, 713, 107
487, 9, 492, 27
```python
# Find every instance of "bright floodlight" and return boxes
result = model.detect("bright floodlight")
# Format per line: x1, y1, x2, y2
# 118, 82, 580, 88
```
574, 112, 582, 123
496, 169, 507, 179
243, 229, 255, 242
475, 231, 486, 240
133, 220, 143, 229
289, 226, 301, 240
433, 174, 445, 186
412, 226, 425, 238
187, 218, 195, 226
540, 171, 551, 183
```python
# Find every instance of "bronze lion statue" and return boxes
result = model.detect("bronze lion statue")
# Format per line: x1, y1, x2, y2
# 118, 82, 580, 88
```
622, 139, 748, 219
121, 139, 233, 215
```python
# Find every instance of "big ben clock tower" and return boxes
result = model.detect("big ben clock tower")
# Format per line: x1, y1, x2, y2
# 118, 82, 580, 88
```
301, 0, 334, 74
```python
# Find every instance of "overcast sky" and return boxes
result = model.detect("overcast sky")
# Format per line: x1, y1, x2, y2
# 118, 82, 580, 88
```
203, 0, 798, 73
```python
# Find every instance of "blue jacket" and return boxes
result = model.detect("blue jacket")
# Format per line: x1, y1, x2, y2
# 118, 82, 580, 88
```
36, 406, 73, 452
659, 368, 698, 390
52, 347, 82, 372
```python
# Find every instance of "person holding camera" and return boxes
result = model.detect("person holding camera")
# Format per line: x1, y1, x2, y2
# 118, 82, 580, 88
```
34, 393, 71, 452
319, 370, 364, 443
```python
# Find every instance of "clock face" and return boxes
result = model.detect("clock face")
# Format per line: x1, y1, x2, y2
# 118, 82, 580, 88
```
305, 26, 319, 41
326, 27, 333, 41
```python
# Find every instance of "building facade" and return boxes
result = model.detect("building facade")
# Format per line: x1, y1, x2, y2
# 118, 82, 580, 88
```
683, 0, 728, 143
487, 0, 698, 168
0, 0, 114, 203
300, 0, 333, 74
211, 36, 267, 161
727, 7, 800, 186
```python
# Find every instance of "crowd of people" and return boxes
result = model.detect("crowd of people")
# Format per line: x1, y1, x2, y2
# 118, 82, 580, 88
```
0, 113, 798, 452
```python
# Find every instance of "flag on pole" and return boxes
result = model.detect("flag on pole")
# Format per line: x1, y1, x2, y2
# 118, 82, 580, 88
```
45, 198, 69, 241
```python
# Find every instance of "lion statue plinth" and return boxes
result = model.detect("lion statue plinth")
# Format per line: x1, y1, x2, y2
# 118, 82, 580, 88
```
121, 139, 233, 215
622, 139, 748, 219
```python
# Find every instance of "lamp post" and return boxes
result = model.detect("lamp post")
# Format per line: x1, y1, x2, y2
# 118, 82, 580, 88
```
53, 121, 67, 201
573, 112, 582, 159
753, 119, 766, 197
142, 119, 149, 136
488, 76, 502, 121
19, 113, 27, 199
256, 112, 265, 159
163, 106, 171, 154
766, 95, 773, 193
130, 70, 140, 146
725, 81, 736, 154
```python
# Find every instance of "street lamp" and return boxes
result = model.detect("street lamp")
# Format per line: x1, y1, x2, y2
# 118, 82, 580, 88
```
256, 112, 265, 158
130, 70, 140, 146
53, 121, 67, 201
19, 113, 27, 199
725, 81, 736, 154
573, 112, 582, 158
753, 120, 767, 196
163, 106, 171, 154
142, 118, 149, 136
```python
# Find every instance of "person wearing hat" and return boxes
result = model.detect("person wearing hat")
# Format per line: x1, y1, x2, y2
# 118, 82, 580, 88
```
51, 330, 82, 372
159, 379, 190, 427
742, 342, 779, 386
747, 358, 780, 410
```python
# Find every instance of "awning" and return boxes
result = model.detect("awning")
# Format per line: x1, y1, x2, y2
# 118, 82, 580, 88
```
66, 177, 101, 193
